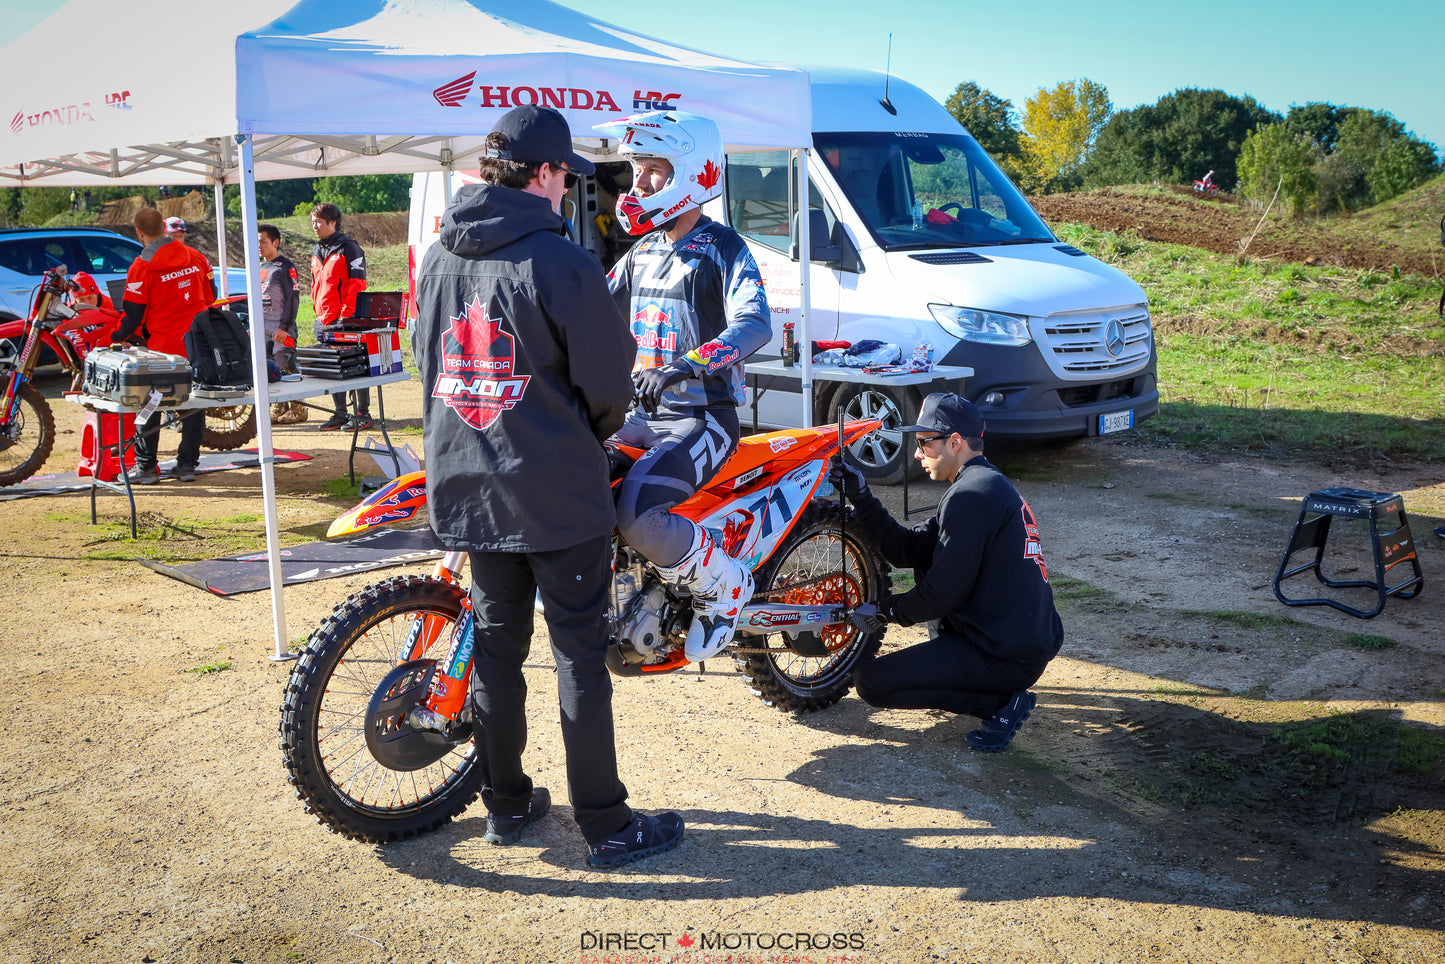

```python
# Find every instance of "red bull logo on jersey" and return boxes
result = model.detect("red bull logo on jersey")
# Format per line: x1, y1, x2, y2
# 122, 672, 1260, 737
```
433, 297, 531, 431
693, 338, 740, 371
632, 302, 678, 368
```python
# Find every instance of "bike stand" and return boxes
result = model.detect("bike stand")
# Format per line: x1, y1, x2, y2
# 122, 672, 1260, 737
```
1272, 487, 1424, 618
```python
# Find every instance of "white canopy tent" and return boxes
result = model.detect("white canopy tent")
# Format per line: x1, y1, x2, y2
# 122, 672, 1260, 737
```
0, 0, 816, 657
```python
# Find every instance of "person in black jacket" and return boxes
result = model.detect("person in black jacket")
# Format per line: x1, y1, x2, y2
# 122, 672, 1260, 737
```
831, 393, 1064, 752
412, 104, 684, 869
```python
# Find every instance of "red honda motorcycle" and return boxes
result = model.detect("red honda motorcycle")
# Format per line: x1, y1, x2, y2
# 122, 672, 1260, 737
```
0, 274, 258, 486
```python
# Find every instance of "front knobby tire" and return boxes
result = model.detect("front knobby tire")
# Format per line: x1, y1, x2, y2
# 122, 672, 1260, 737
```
736, 502, 890, 713
280, 575, 484, 843
200, 404, 257, 451
0, 382, 56, 487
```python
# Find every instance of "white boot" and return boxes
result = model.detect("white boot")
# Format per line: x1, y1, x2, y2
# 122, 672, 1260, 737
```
655, 524, 754, 662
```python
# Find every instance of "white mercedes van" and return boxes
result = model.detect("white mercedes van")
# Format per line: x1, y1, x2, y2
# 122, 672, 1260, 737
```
408, 67, 1156, 482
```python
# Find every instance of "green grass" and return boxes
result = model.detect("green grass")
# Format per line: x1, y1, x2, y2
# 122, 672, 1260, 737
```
1048, 574, 1112, 605
1275, 711, 1445, 776
1346, 633, 1397, 651
1181, 609, 1300, 630
188, 660, 232, 676
1054, 221, 1445, 462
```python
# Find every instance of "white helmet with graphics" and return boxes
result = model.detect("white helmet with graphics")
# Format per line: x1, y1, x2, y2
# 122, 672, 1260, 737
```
594, 109, 724, 235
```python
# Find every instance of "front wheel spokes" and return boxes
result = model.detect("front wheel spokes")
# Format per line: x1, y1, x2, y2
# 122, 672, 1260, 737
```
318, 610, 468, 811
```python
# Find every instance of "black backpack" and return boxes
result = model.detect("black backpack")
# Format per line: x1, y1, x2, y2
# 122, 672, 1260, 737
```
185, 306, 253, 388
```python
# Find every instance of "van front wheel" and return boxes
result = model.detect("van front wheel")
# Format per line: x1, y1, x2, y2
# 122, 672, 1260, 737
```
828, 382, 922, 485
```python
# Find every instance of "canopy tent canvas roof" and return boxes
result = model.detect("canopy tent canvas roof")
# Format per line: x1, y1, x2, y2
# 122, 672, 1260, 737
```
0, 0, 818, 658
0, 0, 810, 186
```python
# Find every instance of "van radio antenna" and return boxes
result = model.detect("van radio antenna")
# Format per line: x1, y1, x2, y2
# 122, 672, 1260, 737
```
879, 34, 897, 115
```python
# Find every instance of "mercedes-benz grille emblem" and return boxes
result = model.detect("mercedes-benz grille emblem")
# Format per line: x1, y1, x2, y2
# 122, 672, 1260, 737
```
1104, 319, 1126, 357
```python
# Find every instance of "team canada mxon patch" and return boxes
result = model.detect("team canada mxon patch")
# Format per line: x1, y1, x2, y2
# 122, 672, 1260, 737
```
432, 297, 531, 430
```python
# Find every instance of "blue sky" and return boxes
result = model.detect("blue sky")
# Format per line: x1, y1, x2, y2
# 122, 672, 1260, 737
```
4, 0, 1439, 154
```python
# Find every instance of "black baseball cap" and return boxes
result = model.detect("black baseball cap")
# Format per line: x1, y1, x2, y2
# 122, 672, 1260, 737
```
488, 105, 595, 175
899, 393, 985, 438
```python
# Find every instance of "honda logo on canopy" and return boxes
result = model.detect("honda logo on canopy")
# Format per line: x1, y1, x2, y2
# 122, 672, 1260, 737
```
434, 72, 476, 108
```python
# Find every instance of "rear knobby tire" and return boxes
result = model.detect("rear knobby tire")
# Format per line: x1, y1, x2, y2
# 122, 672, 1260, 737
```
736, 502, 890, 713
280, 575, 484, 843
0, 382, 56, 487
200, 404, 257, 451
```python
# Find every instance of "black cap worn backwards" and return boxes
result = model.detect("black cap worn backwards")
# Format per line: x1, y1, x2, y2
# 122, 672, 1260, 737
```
488, 104, 595, 175
899, 393, 986, 438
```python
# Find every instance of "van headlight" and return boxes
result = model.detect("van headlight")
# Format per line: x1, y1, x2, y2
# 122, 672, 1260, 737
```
929, 304, 1032, 347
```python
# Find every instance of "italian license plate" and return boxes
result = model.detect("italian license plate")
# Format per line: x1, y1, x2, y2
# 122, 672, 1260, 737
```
1098, 409, 1135, 434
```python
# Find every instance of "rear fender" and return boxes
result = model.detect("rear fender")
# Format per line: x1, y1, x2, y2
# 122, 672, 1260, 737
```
328, 471, 428, 537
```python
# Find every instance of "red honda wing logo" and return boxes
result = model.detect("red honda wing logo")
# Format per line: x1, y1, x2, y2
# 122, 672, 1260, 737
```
434, 72, 476, 108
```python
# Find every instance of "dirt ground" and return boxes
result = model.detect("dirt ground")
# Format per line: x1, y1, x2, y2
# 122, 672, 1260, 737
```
1, 374, 1443, 964
1031, 186, 1441, 277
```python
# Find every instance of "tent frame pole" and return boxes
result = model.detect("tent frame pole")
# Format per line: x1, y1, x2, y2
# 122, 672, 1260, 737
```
235, 134, 293, 662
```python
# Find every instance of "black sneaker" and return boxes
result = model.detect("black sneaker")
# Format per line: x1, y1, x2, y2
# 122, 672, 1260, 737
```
170, 463, 198, 483
965, 690, 1038, 753
483, 787, 551, 845
586, 811, 684, 868
126, 463, 161, 486
318, 413, 349, 431
346, 413, 374, 432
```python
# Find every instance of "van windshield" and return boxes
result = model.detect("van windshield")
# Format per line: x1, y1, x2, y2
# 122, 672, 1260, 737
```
814, 131, 1055, 250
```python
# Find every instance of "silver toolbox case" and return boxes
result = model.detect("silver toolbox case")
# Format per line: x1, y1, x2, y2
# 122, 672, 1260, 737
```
83, 347, 192, 408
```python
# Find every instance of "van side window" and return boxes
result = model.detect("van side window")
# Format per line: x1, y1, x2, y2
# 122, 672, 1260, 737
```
725, 151, 834, 257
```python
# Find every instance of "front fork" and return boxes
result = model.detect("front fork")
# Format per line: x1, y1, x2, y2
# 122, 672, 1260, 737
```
393, 551, 472, 730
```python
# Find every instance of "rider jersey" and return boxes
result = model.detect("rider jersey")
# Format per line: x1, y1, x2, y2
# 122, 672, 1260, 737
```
608, 216, 770, 418
260, 254, 301, 331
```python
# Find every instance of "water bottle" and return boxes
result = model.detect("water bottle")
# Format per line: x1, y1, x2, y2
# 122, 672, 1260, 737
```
911, 199, 925, 230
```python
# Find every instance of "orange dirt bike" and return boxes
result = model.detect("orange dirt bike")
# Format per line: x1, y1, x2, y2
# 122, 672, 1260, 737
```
0, 273, 257, 488
280, 418, 892, 842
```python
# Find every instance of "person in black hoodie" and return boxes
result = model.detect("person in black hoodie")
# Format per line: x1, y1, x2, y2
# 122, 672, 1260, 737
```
413, 104, 684, 869
831, 394, 1064, 753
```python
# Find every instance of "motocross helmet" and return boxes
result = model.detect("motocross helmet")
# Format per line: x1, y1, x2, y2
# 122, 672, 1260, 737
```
593, 110, 724, 235
70, 272, 102, 298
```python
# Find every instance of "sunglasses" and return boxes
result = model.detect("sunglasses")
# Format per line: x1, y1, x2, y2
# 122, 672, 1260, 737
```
556, 163, 580, 189
915, 434, 950, 450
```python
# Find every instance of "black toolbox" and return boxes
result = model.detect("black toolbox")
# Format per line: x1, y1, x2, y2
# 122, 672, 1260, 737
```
298, 344, 369, 380
82, 347, 193, 408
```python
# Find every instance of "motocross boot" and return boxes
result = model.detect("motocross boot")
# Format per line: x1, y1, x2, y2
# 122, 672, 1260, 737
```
656, 523, 753, 662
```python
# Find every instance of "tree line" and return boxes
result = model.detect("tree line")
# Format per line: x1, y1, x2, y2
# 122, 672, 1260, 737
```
947, 80, 1441, 215
0, 174, 410, 228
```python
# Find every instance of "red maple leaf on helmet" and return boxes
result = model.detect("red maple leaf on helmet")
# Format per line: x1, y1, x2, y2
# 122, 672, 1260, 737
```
696, 158, 721, 190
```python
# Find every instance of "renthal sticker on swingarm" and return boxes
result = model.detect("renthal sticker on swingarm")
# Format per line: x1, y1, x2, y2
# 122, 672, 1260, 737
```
697, 461, 824, 570
734, 604, 839, 635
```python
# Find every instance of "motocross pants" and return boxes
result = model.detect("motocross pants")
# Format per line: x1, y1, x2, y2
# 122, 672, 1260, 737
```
852, 634, 1050, 721
609, 406, 739, 567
